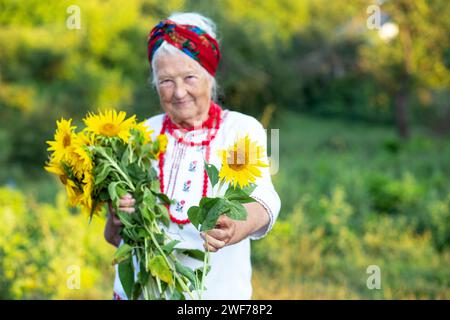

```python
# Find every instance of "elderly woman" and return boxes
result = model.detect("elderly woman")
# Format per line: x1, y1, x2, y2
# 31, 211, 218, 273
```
104, 12, 281, 300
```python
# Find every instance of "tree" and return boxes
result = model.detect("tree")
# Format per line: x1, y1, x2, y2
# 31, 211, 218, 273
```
360, 0, 450, 139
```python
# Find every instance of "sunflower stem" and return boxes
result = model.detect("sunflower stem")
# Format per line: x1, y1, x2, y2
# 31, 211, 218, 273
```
145, 221, 196, 300
143, 283, 150, 300
156, 277, 163, 296
128, 142, 134, 164
96, 147, 135, 191
199, 244, 210, 300
215, 179, 226, 197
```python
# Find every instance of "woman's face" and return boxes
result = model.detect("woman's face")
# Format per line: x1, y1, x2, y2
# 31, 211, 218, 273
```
154, 52, 212, 129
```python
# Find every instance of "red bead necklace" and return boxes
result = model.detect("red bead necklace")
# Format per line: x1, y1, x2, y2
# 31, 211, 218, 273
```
158, 102, 222, 224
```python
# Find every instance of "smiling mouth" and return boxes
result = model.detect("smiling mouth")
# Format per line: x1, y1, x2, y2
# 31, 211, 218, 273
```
173, 100, 193, 107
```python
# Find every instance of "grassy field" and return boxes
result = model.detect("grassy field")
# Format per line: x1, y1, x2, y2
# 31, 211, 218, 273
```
252, 111, 450, 299
1, 110, 449, 299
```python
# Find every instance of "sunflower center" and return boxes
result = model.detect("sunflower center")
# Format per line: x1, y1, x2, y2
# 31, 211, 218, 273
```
227, 150, 248, 171
63, 134, 71, 148
101, 123, 119, 136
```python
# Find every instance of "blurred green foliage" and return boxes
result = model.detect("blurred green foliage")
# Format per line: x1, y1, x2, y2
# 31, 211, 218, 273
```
252, 111, 449, 299
0, 187, 114, 299
1, 0, 449, 181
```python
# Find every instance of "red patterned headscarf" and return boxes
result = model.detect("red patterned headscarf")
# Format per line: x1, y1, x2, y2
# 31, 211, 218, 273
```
147, 20, 221, 76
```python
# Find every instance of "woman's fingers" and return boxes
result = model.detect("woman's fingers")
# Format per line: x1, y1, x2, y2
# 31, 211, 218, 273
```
118, 193, 135, 215
199, 215, 238, 252
119, 206, 135, 214
204, 243, 217, 252
108, 194, 135, 228
119, 196, 135, 208
205, 228, 231, 243
106, 193, 135, 229
202, 233, 226, 252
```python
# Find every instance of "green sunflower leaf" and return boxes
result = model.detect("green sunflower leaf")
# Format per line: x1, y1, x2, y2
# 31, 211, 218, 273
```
224, 186, 256, 203
162, 240, 181, 254
201, 198, 229, 231
112, 243, 133, 265
204, 162, 219, 188
225, 200, 248, 221
148, 255, 173, 285
118, 257, 135, 300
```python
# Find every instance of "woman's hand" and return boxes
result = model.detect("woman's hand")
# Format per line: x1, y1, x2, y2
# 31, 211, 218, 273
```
201, 202, 270, 252
201, 215, 236, 252
104, 193, 136, 247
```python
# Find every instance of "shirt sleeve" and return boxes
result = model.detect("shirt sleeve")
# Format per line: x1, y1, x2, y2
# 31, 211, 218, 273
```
241, 117, 281, 240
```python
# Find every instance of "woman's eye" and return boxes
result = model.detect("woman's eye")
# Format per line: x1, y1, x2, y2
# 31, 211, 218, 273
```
159, 79, 172, 85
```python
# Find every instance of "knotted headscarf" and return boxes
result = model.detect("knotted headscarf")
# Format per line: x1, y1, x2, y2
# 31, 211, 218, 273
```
147, 20, 221, 76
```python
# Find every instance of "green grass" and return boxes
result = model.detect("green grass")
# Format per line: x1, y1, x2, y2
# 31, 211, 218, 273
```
252, 111, 450, 299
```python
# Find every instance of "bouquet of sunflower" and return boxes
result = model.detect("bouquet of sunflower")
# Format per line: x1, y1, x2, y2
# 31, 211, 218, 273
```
45, 110, 208, 300
188, 135, 269, 299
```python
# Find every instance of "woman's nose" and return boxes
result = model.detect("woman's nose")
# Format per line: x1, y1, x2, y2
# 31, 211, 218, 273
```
173, 81, 187, 99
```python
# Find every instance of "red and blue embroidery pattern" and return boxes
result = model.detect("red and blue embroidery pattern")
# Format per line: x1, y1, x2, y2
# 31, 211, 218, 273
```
188, 160, 197, 172
183, 180, 191, 192
147, 20, 221, 76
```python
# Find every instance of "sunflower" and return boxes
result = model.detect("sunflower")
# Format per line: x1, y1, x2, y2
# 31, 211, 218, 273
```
153, 134, 168, 159
83, 110, 136, 142
44, 157, 70, 186
44, 157, 65, 176
67, 140, 93, 180
133, 121, 154, 144
218, 135, 269, 189
79, 171, 104, 217
66, 178, 83, 207
80, 171, 94, 211
77, 129, 96, 146
46, 118, 77, 162
45, 156, 82, 206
